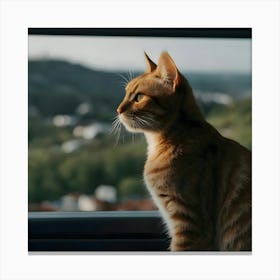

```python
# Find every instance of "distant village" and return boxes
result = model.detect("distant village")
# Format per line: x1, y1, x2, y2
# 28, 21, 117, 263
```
29, 101, 113, 153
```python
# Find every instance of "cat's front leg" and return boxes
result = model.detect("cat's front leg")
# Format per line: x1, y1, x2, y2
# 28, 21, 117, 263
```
170, 233, 193, 251
170, 220, 213, 251
170, 231, 203, 251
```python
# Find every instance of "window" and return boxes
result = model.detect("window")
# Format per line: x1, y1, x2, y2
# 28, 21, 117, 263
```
28, 28, 251, 251
28, 28, 251, 213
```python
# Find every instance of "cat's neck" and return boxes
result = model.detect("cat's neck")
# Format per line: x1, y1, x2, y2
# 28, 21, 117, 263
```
144, 129, 181, 157
144, 118, 221, 158
178, 76, 204, 122
144, 132, 160, 156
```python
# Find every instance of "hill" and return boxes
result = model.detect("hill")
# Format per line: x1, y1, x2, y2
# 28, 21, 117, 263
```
28, 59, 251, 120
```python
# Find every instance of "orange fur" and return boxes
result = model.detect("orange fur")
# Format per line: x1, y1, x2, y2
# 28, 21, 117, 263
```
117, 52, 251, 251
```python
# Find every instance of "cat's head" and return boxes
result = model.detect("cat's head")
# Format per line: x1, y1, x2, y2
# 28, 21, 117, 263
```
117, 52, 201, 133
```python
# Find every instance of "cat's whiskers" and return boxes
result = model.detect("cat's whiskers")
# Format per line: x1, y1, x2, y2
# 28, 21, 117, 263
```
118, 73, 130, 83
128, 70, 132, 82
111, 116, 120, 132
118, 69, 135, 88
135, 115, 155, 130
128, 69, 135, 81
141, 113, 156, 121
118, 71, 135, 89
118, 73, 130, 89
111, 115, 123, 147
137, 114, 158, 129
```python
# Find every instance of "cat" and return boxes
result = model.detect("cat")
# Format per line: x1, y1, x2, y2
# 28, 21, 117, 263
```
116, 52, 251, 251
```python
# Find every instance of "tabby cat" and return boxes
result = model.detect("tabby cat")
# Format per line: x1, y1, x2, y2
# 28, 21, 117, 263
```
117, 52, 251, 251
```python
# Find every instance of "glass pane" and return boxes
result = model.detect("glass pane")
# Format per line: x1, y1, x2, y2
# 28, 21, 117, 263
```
28, 32, 251, 211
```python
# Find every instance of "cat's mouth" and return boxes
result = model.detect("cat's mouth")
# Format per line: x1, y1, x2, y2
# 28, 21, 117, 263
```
119, 113, 142, 132
119, 113, 151, 133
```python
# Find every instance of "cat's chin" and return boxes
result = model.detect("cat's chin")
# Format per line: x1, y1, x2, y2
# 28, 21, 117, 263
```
118, 114, 142, 133
118, 114, 158, 133
121, 122, 144, 133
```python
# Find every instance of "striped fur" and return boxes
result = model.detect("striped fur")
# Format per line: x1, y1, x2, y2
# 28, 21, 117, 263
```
117, 52, 251, 251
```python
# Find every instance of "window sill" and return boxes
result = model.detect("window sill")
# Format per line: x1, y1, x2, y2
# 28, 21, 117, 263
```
28, 211, 169, 252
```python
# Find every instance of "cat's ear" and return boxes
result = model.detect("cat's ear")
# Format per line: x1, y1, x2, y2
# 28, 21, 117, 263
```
156, 52, 180, 91
144, 52, 157, 73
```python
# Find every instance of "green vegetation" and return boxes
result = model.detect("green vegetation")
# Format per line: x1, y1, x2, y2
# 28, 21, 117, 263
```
118, 177, 149, 199
206, 98, 252, 149
29, 133, 147, 203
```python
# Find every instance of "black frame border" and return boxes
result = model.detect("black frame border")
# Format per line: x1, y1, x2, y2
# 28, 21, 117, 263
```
28, 28, 251, 38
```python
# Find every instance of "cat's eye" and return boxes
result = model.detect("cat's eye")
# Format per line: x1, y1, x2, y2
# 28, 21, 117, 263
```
135, 93, 144, 102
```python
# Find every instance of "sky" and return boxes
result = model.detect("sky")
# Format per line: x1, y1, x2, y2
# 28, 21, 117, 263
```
28, 35, 251, 73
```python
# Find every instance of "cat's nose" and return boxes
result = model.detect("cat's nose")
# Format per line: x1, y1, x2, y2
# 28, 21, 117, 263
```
117, 106, 123, 114
117, 104, 126, 114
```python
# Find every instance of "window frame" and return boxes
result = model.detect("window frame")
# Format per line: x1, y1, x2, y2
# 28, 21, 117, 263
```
28, 28, 251, 252
29, 211, 169, 251
28, 27, 251, 38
